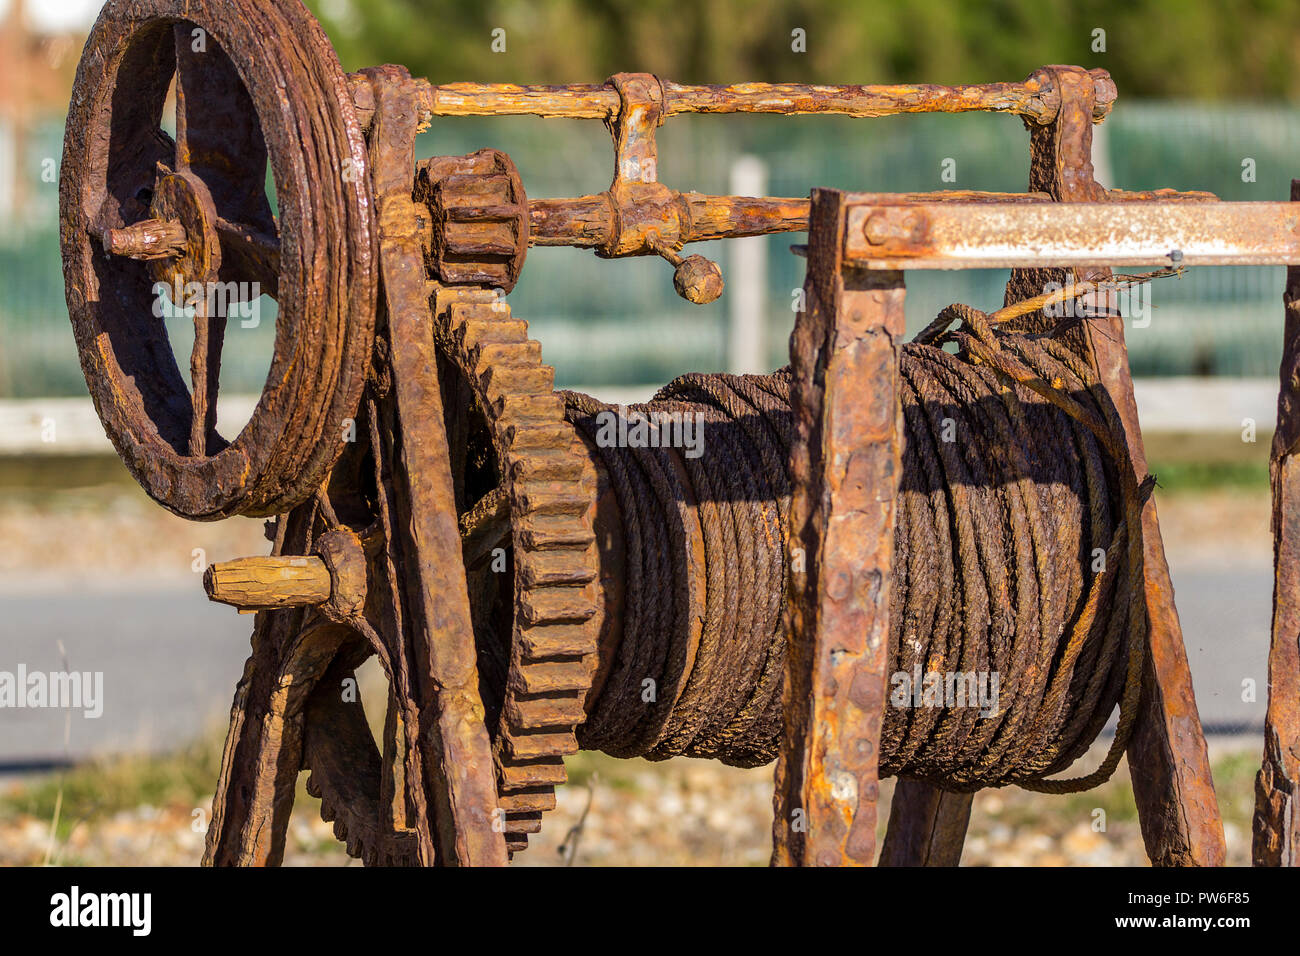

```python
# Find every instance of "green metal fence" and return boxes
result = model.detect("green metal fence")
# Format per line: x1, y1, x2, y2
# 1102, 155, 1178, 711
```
4, 101, 1299, 398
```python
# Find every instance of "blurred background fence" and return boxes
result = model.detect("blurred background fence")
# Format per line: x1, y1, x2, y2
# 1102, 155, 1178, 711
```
5, 102, 1300, 400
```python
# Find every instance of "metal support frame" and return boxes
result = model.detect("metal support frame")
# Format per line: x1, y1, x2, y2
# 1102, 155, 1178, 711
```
782, 162, 1300, 863
785, 182, 1240, 866
361, 66, 508, 866
842, 200, 1300, 270
1255, 180, 1300, 867
775, 189, 905, 866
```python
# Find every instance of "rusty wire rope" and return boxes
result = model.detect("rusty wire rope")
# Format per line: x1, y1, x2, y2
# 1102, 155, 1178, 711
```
564, 303, 1151, 793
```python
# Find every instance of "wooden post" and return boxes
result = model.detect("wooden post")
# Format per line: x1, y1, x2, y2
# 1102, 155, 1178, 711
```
774, 188, 904, 866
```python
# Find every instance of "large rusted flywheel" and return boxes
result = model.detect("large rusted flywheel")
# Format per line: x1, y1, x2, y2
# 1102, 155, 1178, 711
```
61, 0, 376, 520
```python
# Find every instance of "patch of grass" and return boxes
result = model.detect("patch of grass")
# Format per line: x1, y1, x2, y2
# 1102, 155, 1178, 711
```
0, 738, 222, 842
998, 747, 1259, 839
1059, 763, 1141, 826
1207, 747, 1262, 833
1148, 459, 1269, 493
563, 751, 652, 792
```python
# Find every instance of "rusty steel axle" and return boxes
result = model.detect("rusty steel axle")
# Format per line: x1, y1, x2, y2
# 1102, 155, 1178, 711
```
348, 72, 1117, 126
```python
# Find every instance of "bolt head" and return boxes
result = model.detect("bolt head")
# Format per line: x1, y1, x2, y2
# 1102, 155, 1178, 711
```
863, 213, 891, 245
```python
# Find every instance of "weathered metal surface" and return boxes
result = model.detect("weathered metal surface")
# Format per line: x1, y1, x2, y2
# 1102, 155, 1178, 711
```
526, 188, 1216, 252
879, 782, 974, 867
842, 199, 1300, 269
1254, 178, 1300, 867
389, 73, 1116, 125
775, 189, 904, 866
60, 0, 375, 520
204, 555, 333, 610
1012, 66, 1223, 867
102, 216, 186, 258
431, 285, 600, 852
395, 67, 1219, 307
414, 148, 529, 291
61, 0, 1258, 870
360, 65, 507, 866
203, 504, 320, 866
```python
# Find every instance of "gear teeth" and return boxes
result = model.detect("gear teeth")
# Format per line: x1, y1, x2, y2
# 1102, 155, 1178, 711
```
437, 289, 599, 857
506, 694, 589, 729
497, 787, 558, 813
459, 318, 528, 349
504, 811, 544, 834
517, 514, 597, 551
513, 659, 591, 694
505, 422, 577, 451
505, 835, 529, 853
520, 585, 597, 625
499, 756, 568, 789
509, 450, 586, 483
482, 364, 554, 396
518, 550, 598, 587
494, 393, 566, 427
475, 340, 541, 369
505, 730, 580, 760
513, 484, 589, 516
519, 623, 598, 658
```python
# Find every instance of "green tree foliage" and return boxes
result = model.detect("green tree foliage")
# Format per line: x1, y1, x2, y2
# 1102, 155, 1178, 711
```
306, 0, 1300, 99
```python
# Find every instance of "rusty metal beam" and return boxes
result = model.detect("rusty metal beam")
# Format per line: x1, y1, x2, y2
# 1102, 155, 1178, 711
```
398, 75, 1113, 125
525, 189, 1218, 252
1254, 180, 1300, 867
363, 66, 508, 867
842, 199, 1300, 269
1006, 65, 1223, 867
775, 188, 904, 866
879, 781, 974, 867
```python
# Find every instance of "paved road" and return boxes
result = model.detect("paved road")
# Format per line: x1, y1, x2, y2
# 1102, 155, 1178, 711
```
0, 563, 1276, 768
0, 588, 251, 769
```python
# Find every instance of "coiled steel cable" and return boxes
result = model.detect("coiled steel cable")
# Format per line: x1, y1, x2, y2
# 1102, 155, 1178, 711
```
564, 304, 1149, 792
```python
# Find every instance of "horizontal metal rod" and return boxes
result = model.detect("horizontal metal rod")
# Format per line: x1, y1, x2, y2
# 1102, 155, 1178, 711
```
394, 75, 1115, 126
525, 189, 1217, 249
841, 198, 1300, 269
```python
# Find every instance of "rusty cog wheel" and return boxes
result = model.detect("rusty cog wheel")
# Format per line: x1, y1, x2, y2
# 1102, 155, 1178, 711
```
290, 289, 600, 862
433, 287, 601, 855
301, 659, 422, 868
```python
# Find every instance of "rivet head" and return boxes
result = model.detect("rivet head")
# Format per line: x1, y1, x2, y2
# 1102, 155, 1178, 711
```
863, 213, 892, 245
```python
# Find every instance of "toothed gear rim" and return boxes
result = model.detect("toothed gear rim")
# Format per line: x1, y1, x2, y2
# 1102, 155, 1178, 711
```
294, 291, 598, 862
434, 287, 600, 855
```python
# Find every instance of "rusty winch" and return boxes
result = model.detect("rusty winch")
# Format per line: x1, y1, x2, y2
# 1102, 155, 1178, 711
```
60, 0, 1300, 867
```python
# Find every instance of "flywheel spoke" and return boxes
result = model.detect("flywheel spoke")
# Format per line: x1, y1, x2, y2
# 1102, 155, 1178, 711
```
188, 291, 225, 457
173, 23, 281, 300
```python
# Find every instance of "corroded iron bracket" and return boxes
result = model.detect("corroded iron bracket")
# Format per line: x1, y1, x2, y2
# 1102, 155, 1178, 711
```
776, 189, 905, 866
360, 64, 507, 866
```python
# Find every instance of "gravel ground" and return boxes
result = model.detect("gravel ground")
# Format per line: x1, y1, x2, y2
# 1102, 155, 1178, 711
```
0, 741, 1259, 867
